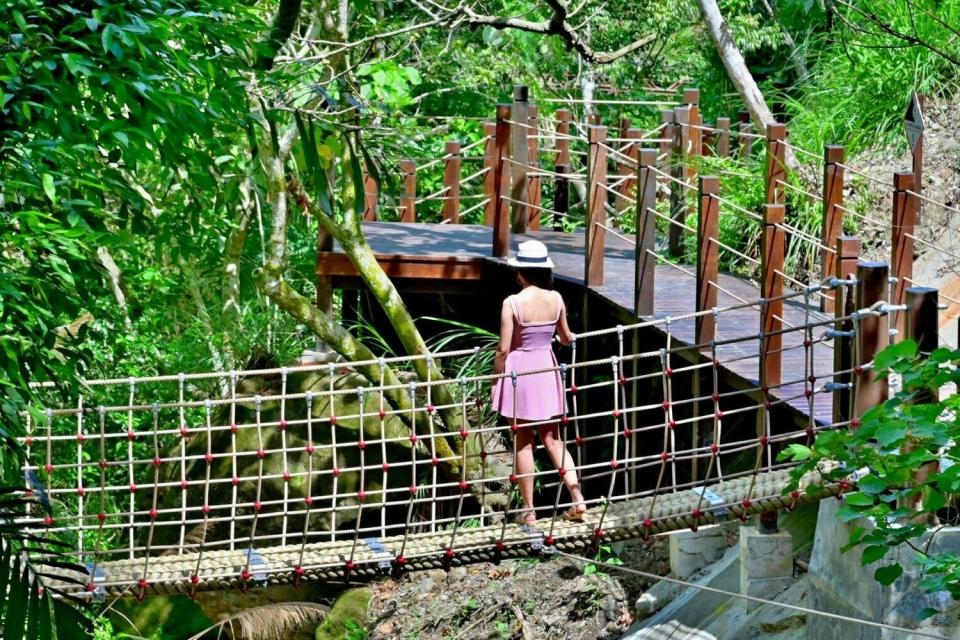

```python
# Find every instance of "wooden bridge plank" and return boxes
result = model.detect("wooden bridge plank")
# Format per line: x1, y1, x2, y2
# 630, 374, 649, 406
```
319, 222, 833, 423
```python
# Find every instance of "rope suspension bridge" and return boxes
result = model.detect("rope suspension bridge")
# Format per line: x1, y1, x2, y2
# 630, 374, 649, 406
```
21, 84, 957, 601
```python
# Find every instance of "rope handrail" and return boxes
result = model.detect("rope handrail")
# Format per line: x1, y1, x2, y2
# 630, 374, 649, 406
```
540, 98, 680, 106
779, 139, 824, 162
907, 189, 960, 216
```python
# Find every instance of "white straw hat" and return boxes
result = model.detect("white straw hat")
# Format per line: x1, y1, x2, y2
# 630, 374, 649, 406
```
507, 240, 554, 269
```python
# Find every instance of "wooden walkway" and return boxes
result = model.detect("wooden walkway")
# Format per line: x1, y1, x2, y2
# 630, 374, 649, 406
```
318, 222, 834, 423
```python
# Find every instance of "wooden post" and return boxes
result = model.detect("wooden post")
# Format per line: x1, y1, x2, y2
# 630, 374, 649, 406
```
853, 261, 890, 421
820, 145, 845, 312
683, 88, 701, 168
912, 93, 925, 225
400, 159, 416, 222
585, 125, 608, 286
527, 105, 541, 229
554, 163, 569, 232
635, 149, 658, 317
696, 176, 720, 345
832, 235, 861, 426
891, 171, 918, 340
442, 141, 461, 224
737, 110, 752, 160
555, 109, 571, 167
761, 204, 786, 388
587, 113, 601, 126
702, 126, 715, 158
491, 104, 511, 258
510, 85, 530, 234
716, 117, 731, 158
669, 106, 691, 257
657, 110, 673, 205
482, 122, 497, 226
765, 123, 787, 205
617, 127, 641, 215
904, 286, 939, 510
316, 227, 334, 314
363, 173, 378, 221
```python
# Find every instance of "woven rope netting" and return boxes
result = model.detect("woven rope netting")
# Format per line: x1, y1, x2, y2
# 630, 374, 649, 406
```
22, 281, 873, 598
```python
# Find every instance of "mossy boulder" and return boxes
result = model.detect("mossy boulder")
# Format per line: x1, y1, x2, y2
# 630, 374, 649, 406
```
314, 587, 373, 640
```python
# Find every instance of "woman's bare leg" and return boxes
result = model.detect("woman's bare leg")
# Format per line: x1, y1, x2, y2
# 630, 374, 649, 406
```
514, 423, 536, 521
539, 423, 586, 512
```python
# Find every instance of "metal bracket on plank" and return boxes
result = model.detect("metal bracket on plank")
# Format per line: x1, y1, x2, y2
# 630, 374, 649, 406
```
363, 538, 394, 571
84, 563, 107, 600
692, 487, 727, 520
518, 524, 545, 552
243, 548, 268, 584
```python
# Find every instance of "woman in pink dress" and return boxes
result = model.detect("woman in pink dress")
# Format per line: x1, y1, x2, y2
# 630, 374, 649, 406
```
491, 240, 587, 525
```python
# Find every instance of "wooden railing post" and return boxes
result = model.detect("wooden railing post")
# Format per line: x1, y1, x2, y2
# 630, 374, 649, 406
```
585, 125, 608, 286
761, 204, 786, 388
510, 85, 530, 233
635, 148, 658, 317
491, 104, 511, 258
442, 140, 461, 224
400, 158, 416, 222
853, 261, 890, 421
737, 110, 752, 160
716, 117, 730, 158
832, 235, 861, 425
904, 286, 939, 509
482, 122, 497, 226
820, 145, 845, 312
527, 105, 541, 229
658, 109, 673, 204
554, 163, 569, 231
555, 109, 571, 167
587, 112, 601, 126
702, 125, 715, 158
891, 171, 918, 340
683, 88, 701, 164
617, 127, 640, 215
765, 123, 787, 205
696, 176, 720, 345
912, 93, 925, 225
363, 173, 378, 221
669, 106, 691, 257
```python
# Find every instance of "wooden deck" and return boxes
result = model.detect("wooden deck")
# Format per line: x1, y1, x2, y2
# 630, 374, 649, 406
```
319, 222, 834, 423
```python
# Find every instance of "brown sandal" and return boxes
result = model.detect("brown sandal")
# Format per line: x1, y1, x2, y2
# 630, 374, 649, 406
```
515, 510, 537, 526
561, 505, 586, 522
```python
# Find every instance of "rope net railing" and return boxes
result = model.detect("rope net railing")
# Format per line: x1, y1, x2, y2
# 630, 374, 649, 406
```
22, 282, 879, 599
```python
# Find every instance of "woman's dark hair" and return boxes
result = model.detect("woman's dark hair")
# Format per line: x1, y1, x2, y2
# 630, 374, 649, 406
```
517, 267, 554, 289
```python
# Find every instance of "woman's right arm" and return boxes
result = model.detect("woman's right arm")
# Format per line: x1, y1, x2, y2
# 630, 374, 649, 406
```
494, 298, 513, 374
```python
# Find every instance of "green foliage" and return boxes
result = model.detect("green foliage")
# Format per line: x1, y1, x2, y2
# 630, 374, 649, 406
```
784, 0, 960, 152
782, 339, 960, 601
583, 543, 625, 576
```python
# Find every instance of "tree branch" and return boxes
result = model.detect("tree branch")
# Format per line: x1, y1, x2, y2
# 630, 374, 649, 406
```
256, 0, 305, 70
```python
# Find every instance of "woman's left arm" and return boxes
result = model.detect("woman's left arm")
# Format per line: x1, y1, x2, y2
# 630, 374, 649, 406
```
556, 295, 574, 345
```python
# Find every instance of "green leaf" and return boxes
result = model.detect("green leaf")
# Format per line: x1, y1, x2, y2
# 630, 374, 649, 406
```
6, 560, 28, 640
861, 544, 887, 565
875, 421, 908, 448
857, 475, 888, 494
42, 174, 57, 205
918, 607, 938, 621
26, 577, 40, 640
0, 539, 10, 621
874, 563, 903, 585
844, 492, 874, 507
777, 443, 811, 462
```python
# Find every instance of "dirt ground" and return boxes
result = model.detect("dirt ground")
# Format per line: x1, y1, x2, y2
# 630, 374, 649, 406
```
363, 539, 669, 640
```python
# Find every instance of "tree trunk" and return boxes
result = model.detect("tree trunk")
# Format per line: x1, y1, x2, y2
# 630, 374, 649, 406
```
698, 0, 798, 171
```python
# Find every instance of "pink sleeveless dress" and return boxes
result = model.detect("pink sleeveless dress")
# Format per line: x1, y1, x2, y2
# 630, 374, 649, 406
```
491, 293, 567, 421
